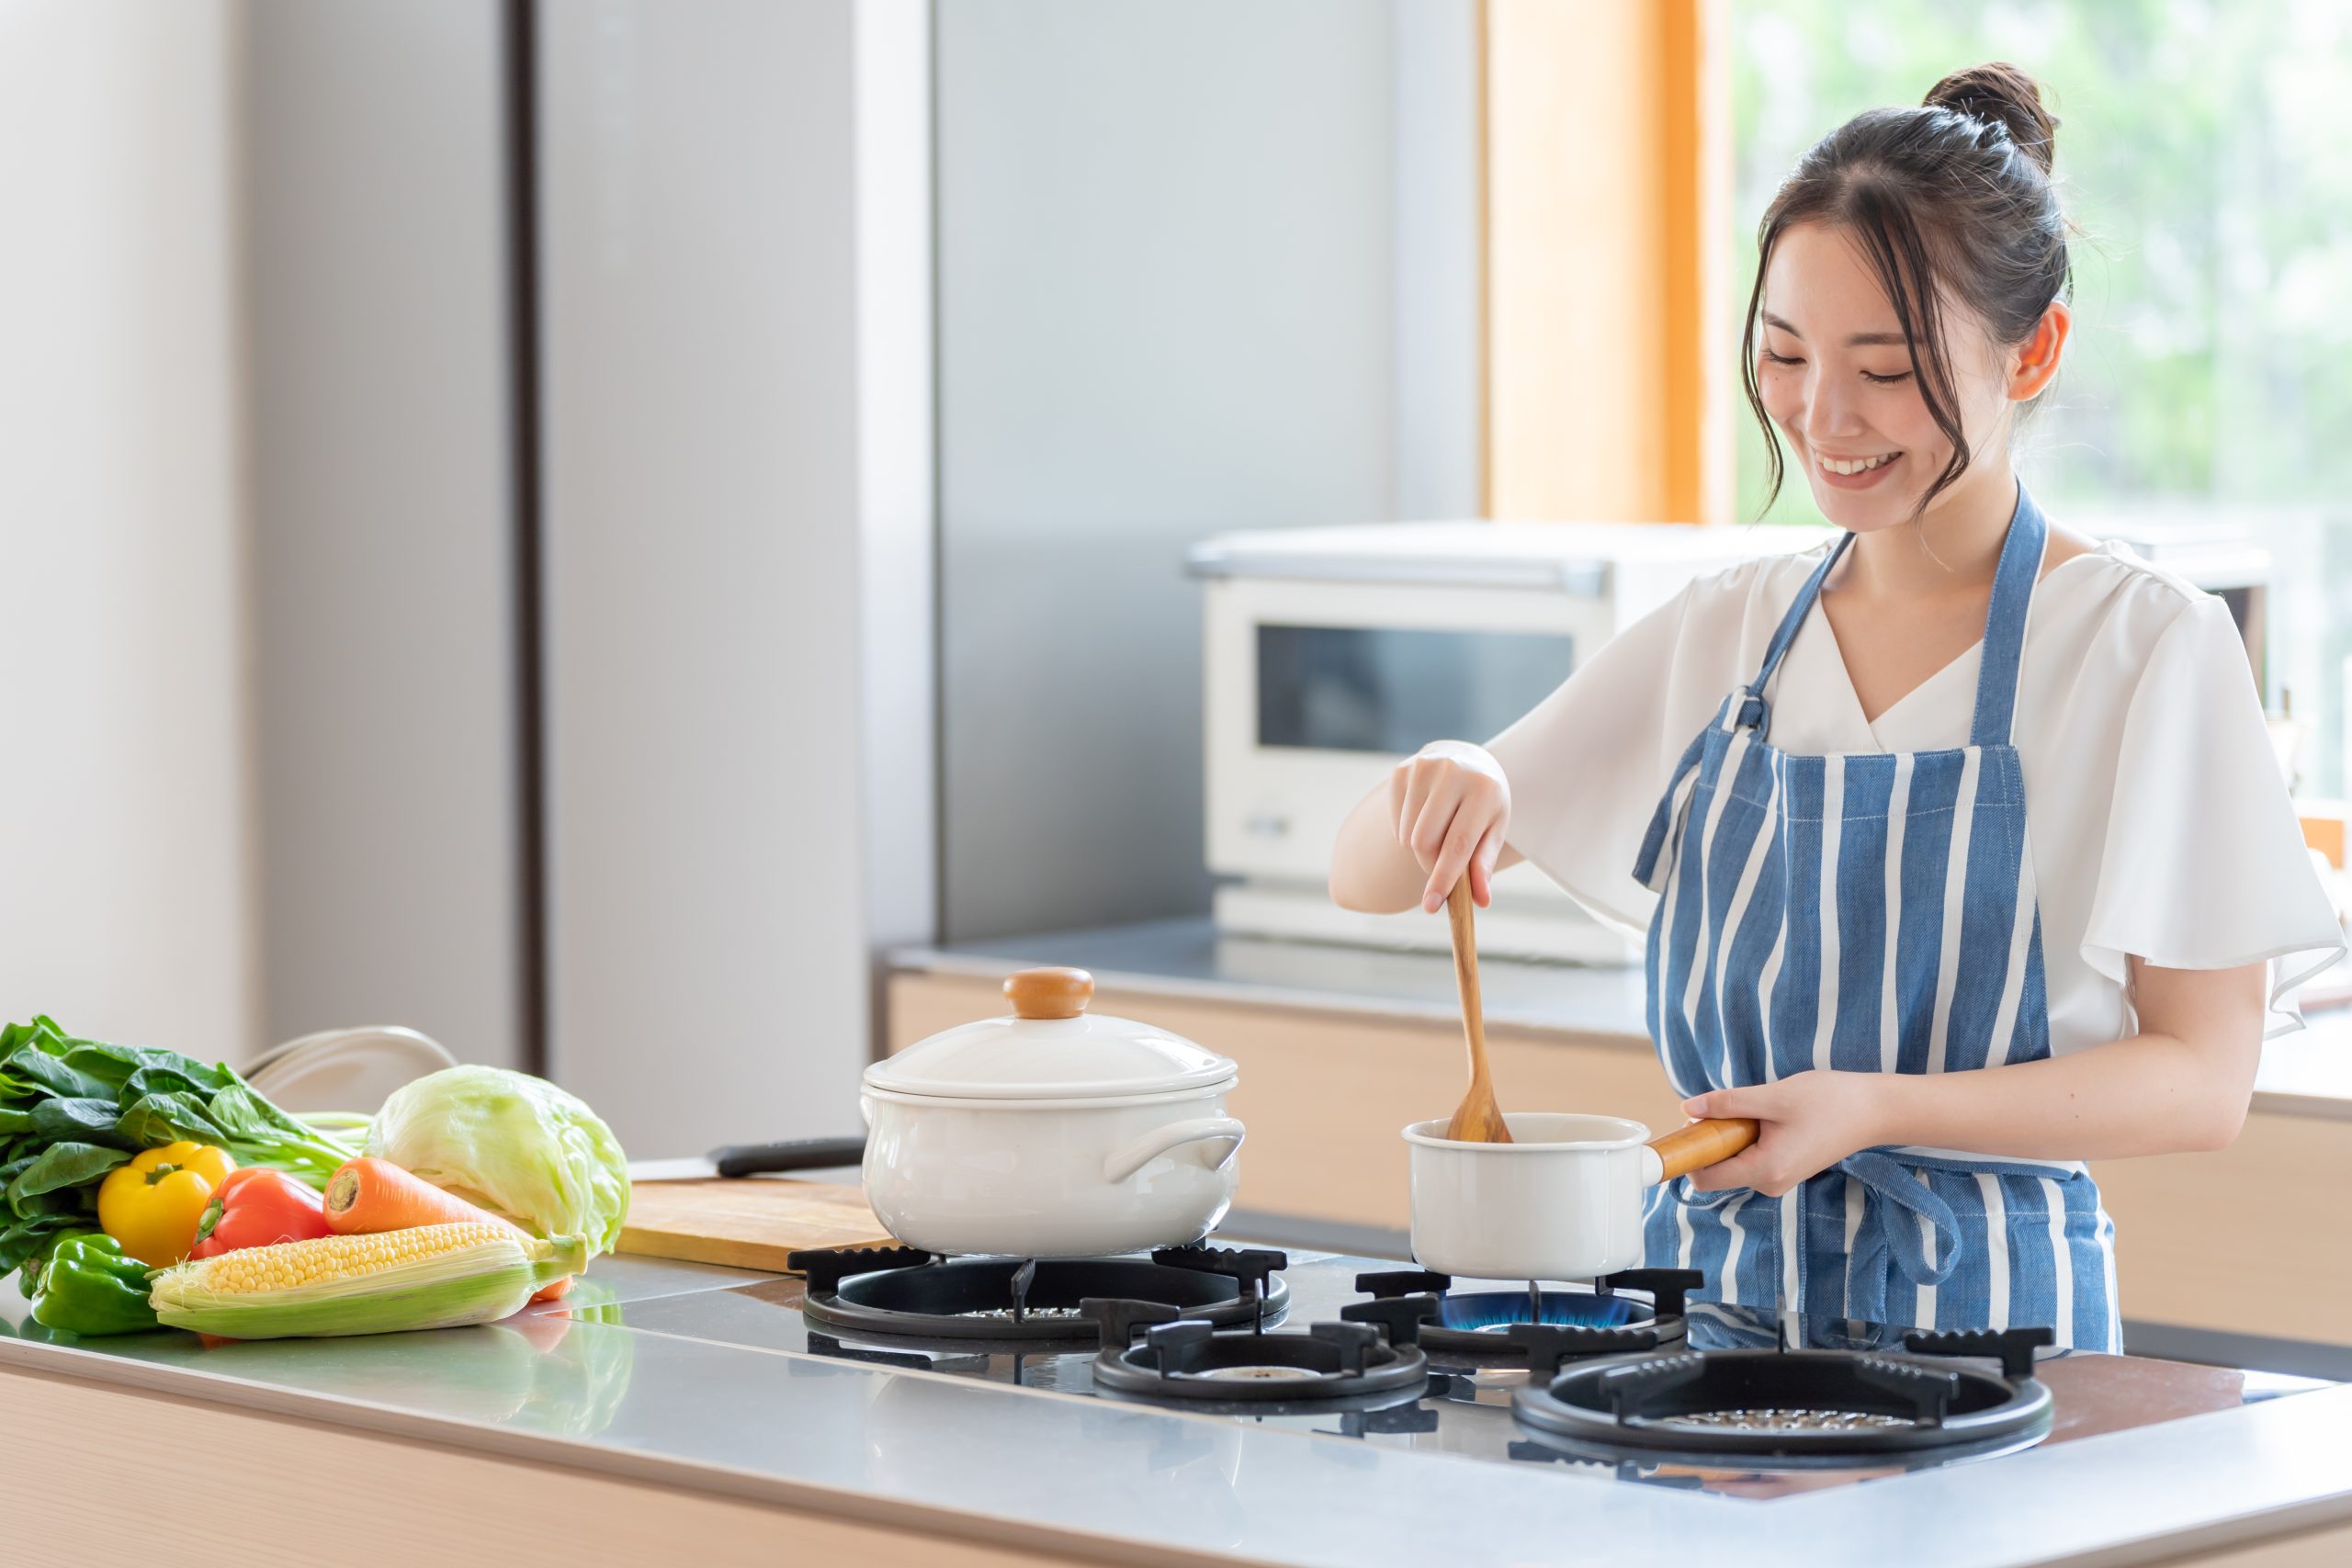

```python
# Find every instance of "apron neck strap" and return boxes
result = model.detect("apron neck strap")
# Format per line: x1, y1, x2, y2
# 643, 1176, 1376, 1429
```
1967, 479, 2048, 749
1733, 533, 1852, 728
1733, 481, 2048, 746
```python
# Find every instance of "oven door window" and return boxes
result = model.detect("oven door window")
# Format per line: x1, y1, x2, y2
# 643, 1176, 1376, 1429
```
1255, 625, 1575, 754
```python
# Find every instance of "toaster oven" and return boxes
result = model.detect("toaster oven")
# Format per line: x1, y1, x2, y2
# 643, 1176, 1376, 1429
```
1187, 521, 1836, 963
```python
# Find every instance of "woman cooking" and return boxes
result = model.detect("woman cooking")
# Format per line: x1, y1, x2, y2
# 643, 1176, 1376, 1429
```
1328, 63, 2345, 1351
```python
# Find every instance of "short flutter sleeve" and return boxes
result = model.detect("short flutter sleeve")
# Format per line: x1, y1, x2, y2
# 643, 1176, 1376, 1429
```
2079, 594, 2346, 1037
1484, 581, 1707, 935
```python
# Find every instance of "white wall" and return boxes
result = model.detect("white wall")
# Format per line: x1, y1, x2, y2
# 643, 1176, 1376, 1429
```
0, 1, 254, 1062
855, 0, 941, 962
539, 0, 933, 1154
1391, 0, 1484, 519
243, 0, 524, 1068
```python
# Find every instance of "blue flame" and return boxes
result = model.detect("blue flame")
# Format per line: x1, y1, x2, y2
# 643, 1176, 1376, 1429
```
1435, 1290, 1651, 1333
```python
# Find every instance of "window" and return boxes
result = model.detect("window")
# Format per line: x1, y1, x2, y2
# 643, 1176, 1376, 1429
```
1729, 0, 2352, 794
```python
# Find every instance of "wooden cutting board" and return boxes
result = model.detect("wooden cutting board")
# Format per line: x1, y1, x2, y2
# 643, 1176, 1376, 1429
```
617, 1178, 898, 1273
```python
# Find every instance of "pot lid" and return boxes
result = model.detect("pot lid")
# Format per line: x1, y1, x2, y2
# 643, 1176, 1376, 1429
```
864, 968, 1236, 1101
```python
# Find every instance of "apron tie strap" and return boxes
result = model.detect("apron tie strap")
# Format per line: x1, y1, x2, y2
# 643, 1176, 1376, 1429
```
1834, 1151, 1961, 1291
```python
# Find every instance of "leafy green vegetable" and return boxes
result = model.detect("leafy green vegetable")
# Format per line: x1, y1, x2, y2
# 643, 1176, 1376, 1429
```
0, 1213, 81, 1275
3, 1048, 113, 1103
62, 1043, 232, 1097
9, 1143, 130, 1207
115, 1091, 231, 1150
206, 1083, 288, 1144
29, 1098, 141, 1150
367, 1066, 630, 1254
0, 1018, 358, 1284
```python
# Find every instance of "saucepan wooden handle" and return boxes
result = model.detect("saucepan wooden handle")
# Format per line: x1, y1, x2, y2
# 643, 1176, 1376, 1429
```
1645, 1118, 1758, 1182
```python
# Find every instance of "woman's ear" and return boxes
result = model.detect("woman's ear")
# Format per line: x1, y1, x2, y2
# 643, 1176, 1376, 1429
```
2009, 300, 2071, 402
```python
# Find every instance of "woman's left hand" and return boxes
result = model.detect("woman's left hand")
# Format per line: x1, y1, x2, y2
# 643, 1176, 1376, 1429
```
1679, 1072, 1896, 1196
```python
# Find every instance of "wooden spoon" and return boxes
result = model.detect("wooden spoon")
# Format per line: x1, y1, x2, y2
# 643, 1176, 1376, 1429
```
1442, 877, 1512, 1143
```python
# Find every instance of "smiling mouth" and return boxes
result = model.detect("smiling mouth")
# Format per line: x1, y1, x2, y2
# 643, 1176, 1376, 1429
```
1815, 450, 1900, 476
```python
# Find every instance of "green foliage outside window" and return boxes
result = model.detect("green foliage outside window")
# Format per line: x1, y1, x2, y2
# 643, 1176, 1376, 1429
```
1731, 0, 2352, 791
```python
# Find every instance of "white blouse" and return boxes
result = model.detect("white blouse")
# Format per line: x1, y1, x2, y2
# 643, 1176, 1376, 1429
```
1486, 535, 2346, 1052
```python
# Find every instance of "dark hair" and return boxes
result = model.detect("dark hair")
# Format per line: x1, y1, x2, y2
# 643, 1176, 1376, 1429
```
1741, 62, 2073, 520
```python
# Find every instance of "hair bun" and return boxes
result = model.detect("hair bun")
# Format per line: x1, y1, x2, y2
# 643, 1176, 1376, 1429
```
1925, 62, 2058, 173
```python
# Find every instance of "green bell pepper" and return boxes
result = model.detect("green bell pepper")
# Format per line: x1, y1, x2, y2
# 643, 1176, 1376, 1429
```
29, 1232, 159, 1336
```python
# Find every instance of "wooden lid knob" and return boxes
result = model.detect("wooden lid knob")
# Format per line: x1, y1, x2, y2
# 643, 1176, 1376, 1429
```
1004, 967, 1093, 1020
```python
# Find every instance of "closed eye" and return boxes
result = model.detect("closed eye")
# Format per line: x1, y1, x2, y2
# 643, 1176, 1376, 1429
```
1765, 349, 1911, 387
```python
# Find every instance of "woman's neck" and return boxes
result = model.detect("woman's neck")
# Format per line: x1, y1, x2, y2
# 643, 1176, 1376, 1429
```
1836, 459, 2021, 600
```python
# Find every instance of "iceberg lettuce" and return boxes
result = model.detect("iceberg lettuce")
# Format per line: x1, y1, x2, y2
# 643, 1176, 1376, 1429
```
366, 1066, 629, 1254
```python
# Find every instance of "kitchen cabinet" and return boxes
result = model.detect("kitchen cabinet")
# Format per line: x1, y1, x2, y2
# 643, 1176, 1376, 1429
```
2174, 1532, 2352, 1568
0, 1360, 1046, 1568
887, 931, 2352, 1352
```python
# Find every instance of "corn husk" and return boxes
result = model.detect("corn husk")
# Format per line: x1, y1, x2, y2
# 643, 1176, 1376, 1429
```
150, 1224, 587, 1339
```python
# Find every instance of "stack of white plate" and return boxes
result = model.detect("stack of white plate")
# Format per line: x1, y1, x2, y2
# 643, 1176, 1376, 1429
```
243, 1026, 457, 1116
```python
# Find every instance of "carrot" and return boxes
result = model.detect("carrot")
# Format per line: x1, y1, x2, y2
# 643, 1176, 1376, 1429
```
530, 1276, 573, 1303
324, 1156, 516, 1235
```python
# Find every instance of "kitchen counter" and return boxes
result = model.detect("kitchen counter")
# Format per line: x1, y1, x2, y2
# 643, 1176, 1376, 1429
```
887, 916, 2352, 1119
6, 1247, 2351, 1568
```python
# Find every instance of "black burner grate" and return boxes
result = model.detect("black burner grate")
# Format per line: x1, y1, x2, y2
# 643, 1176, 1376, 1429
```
1088, 1303, 1430, 1405
1353, 1267, 1699, 1363
787, 1244, 1291, 1343
1511, 1327, 2056, 1458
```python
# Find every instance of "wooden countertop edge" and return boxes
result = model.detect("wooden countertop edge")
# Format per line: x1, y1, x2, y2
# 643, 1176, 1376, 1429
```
0, 1336, 1260, 1568
2098, 1506, 2352, 1568
886, 953, 2352, 1122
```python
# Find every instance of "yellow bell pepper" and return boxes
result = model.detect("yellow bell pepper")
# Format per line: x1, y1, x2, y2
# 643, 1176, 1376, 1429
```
98, 1142, 236, 1267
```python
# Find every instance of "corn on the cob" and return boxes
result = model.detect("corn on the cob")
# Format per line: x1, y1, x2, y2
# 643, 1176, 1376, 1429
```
149, 1222, 585, 1339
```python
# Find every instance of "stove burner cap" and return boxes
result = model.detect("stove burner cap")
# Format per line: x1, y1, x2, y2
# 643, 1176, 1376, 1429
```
1193, 1364, 1322, 1383
1667, 1407, 1921, 1433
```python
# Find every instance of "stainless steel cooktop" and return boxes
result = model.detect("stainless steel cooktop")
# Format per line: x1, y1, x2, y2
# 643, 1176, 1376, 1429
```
605, 1247, 2325, 1502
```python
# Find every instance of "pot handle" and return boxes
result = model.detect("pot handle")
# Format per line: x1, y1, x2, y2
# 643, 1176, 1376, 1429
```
1102, 1118, 1247, 1184
1644, 1118, 1758, 1184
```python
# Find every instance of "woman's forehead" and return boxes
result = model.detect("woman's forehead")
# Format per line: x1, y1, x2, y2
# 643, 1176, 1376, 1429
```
1758, 223, 1905, 338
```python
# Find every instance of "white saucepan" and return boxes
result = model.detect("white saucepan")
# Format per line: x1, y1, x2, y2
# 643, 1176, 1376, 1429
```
1403, 1112, 1758, 1280
857, 967, 1246, 1258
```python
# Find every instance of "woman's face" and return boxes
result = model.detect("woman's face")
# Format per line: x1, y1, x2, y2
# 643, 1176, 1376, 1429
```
1754, 221, 2019, 535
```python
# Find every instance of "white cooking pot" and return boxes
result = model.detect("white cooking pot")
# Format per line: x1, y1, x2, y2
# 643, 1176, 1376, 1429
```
859, 967, 1245, 1258
1403, 1111, 1757, 1280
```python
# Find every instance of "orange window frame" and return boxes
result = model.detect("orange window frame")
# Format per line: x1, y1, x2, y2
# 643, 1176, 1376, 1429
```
1482, 0, 1732, 525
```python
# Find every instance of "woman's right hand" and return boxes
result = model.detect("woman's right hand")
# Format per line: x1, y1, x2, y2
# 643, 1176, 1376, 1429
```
1391, 741, 1512, 913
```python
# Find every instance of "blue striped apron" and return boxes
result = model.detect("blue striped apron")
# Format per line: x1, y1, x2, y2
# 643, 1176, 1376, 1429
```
1631, 482, 2120, 1351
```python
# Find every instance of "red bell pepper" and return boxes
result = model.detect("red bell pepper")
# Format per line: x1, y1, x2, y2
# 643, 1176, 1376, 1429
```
188, 1167, 334, 1258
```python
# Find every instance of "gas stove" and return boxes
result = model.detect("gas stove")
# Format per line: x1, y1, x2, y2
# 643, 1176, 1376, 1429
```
613, 1244, 2319, 1501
